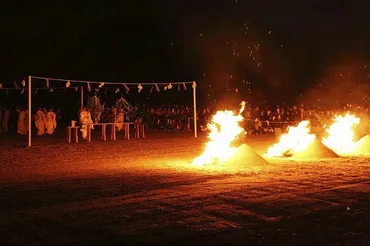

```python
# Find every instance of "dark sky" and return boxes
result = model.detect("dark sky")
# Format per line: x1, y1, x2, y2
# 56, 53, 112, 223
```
1, 0, 370, 102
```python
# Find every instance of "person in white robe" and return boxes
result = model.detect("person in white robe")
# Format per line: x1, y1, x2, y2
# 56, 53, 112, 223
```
45, 108, 57, 135
80, 107, 94, 139
115, 109, 124, 131
17, 109, 28, 135
35, 107, 46, 136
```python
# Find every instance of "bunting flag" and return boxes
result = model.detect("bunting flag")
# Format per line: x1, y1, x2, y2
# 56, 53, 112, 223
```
66, 80, 71, 88
123, 83, 130, 94
115, 88, 120, 94
21, 80, 26, 87
14, 81, 19, 89
87, 82, 91, 92
178, 84, 181, 91
182, 82, 187, 91
150, 86, 154, 93
75, 87, 78, 92
155, 84, 160, 92
167, 83, 172, 89
46, 79, 49, 88
138, 84, 143, 93
21, 89, 25, 94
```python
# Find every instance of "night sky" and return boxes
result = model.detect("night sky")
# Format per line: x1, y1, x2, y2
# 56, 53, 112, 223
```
1, 1, 370, 104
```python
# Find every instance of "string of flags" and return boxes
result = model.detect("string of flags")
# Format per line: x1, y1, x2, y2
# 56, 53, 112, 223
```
0, 76, 196, 95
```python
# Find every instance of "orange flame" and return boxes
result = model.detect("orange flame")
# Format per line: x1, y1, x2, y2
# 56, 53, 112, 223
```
193, 101, 246, 166
266, 121, 316, 157
322, 113, 360, 155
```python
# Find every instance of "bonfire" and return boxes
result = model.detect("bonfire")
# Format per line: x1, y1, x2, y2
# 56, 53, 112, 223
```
322, 113, 360, 155
266, 121, 316, 157
192, 102, 246, 166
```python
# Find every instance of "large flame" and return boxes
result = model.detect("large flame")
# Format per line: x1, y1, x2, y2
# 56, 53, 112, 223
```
322, 113, 360, 154
193, 102, 246, 166
266, 121, 316, 157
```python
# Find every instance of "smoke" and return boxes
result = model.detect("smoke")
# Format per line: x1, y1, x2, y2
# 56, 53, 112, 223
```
301, 56, 370, 108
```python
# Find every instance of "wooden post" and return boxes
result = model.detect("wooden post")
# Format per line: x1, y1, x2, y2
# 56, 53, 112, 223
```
80, 86, 84, 108
28, 76, 32, 147
192, 81, 197, 138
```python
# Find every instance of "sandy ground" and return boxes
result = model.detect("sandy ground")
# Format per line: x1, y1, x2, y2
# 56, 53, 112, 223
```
1, 131, 370, 245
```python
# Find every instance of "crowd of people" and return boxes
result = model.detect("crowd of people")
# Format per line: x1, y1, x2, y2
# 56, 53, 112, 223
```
0, 102, 369, 138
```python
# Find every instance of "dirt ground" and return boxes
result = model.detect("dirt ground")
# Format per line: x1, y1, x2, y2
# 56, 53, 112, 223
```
1, 131, 370, 245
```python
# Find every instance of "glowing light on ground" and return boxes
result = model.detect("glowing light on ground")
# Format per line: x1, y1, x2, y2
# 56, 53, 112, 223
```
322, 113, 360, 155
266, 121, 316, 157
192, 102, 246, 166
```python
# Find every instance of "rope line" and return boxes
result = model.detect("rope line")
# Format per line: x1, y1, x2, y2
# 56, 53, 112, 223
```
30, 76, 195, 86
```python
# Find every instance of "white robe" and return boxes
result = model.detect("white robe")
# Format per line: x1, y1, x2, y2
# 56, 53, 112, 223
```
35, 111, 46, 136
115, 112, 124, 131
80, 110, 94, 139
17, 111, 28, 135
45, 111, 57, 135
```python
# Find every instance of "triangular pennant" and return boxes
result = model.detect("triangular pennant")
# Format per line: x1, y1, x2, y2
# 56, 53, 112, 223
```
21, 80, 26, 87
182, 82, 187, 91
20, 89, 25, 94
155, 84, 160, 92
178, 84, 181, 91
14, 81, 19, 89
123, 83, 130, 94
150, 86, 154, 93
115, 88, 120, 94
66, 80, 71, 88
87, 82, 91, 92
46, 79, 49, 88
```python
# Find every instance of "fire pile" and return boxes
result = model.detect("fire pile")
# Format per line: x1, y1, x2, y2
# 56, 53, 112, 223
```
266, 113, 370, 158
266, 121, 316, 157
266, 121, 338, 158
322, 113, 361, 155
193, 101, 267, 168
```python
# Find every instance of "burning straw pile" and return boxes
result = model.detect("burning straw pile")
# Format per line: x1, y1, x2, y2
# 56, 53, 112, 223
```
265, 113, 370, 159
192, 101, 268, 170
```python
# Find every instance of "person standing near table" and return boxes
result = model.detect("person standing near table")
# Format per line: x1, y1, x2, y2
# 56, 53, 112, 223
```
35, 107, 46, 136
